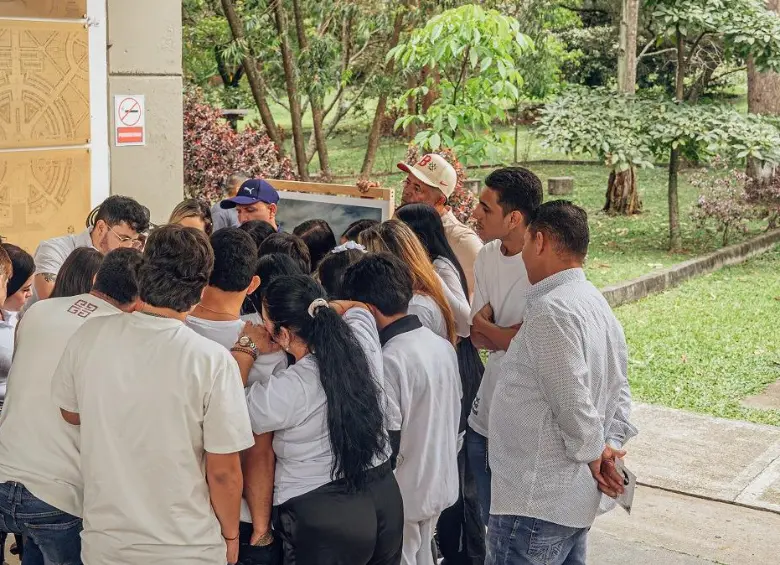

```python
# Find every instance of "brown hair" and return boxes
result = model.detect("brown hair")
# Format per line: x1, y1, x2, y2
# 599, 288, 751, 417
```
0, 244, 12, 281
360, 219, 456, 344
168, 199, 213, 235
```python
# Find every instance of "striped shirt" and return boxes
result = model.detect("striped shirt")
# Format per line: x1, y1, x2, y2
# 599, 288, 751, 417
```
489, 268, 637, 528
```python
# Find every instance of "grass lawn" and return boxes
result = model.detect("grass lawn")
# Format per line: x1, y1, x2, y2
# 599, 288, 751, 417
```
616, 245, 780, 426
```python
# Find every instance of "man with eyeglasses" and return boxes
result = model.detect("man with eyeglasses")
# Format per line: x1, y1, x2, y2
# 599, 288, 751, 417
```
30, 195, 150, 306
398, 154, 483, 297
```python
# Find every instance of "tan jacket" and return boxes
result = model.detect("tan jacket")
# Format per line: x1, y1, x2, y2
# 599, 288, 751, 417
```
440, 209, 483, 298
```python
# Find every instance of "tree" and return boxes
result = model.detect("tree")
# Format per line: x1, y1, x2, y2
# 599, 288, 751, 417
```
747, 0, 780, 186
219, 0, 285, 152
390, 4, 532, 164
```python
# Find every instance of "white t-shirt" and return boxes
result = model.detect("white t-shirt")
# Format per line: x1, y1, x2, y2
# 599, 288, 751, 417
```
408, 293, 448, 341
0, 310, 18, 401
433, 257, 471, 338
468, 240, 531, 438
381, 317, 461, 522
245, 307, 386, 506
0, 294, 120, 517
29, 229, 95, 309
186, 313, 289, 386
51, 312, 254, 564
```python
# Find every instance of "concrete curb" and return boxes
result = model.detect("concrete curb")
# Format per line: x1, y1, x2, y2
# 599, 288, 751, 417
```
601, 229, 780, 308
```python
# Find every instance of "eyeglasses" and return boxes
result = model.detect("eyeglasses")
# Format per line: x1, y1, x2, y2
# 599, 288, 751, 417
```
108, 225, 143, 249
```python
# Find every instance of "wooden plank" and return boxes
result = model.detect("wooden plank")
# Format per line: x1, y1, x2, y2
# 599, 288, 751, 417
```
0, 148, 91, 253
0, 20, 91, 149
267, 179, 394, 201
0, 0, 86, 19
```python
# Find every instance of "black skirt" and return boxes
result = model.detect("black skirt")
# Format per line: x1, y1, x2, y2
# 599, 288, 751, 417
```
272, 462, 404, 565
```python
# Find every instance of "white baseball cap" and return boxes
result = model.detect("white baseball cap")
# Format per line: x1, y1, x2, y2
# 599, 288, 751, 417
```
397, 154, 458, 198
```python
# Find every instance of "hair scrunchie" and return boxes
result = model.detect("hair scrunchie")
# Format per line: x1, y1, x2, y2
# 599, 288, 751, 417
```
330, 241, 366, 254
307, 298, 329, 318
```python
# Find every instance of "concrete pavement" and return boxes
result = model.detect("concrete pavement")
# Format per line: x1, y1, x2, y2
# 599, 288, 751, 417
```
624, 403, 780, 513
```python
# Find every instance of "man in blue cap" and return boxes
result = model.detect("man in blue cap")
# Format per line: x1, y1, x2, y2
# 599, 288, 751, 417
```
220, 179, 281, 231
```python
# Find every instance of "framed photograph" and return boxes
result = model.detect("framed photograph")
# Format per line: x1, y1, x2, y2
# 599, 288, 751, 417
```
267, 180, 395, 239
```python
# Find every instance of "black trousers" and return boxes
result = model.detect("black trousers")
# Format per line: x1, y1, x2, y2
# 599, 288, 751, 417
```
272, 462, 404, 565
435, 447, 486, 565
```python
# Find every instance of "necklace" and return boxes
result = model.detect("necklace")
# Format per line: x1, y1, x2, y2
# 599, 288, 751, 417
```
196, 303, 239, 320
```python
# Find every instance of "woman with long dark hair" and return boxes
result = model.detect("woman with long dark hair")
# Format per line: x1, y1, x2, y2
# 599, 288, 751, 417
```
395, 204, 471, 338
395, 203, 487, 564
244, 275, 403, 565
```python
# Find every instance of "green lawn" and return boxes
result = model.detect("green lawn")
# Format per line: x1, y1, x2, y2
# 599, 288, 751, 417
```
616, 245, 780, 426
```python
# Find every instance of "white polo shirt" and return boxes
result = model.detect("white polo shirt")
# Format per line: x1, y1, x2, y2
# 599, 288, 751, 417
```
381, 315, 461, 522
246, 307, 386, 505
0, 294, 121, 517
468, 240, 531, 438
51, 312, 254, 564
186, 313, 289, 386
29, 229, 95, 309
0, 310, 19, 402
408, 293, 448, 341
433, 257, 471, 338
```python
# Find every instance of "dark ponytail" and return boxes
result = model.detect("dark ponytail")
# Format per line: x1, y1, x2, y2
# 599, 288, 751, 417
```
263, 275, 386, 491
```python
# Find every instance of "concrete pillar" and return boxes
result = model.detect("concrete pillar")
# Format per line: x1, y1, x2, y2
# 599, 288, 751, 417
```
106, 0, 183, 224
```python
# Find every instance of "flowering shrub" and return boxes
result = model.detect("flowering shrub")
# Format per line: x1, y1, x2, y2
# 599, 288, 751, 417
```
690, 159, 753, 245
404, 145, 479, 227
745, 169, 780, 229
183, 90, 294, 202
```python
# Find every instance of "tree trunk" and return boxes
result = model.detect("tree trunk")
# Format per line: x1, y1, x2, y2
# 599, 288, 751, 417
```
273, 1, 309, 180
604, 168, 641, 214
617, 0, 639, 95
220, 0, 284, 153
667, 28, 686, 251
421, 66, 439, 113
291, 0, 330, 178
361, 6, 405, 177
604, 0, 642, 215
746, 0, 780, 187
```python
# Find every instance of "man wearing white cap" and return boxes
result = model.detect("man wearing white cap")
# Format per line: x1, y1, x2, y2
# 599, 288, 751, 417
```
398, 154, 483, 297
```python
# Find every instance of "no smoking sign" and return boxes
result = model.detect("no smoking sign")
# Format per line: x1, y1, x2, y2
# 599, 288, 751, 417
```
115, 95, 146, 146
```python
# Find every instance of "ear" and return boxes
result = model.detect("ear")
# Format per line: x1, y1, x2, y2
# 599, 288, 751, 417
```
507, 210, 525, 230
277, 326, 292, 350
247, 274, 261, 295
93, 219, 107, 236
534, 229, 546, 256
268, 203, 278, 218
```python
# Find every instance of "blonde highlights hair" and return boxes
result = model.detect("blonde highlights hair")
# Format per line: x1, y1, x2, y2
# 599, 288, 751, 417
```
168, 199, 213, 235
359, 219, 456, 344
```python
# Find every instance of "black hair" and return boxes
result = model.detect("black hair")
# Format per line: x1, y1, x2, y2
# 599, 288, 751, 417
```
94, 195, 151, 234
340, 219, 379, 243
244, 253, 304, 314
316, 249, 365, 299
2, 243, 34, 297
139, 225, 214, 312
484, 167, 543, 221
92, 248, 143, 305
395, 203, 469, 296
528, 200, 590, 260
240, 220, 277, 250
293, 219, 337, 272
209, 228, 258, 292
263, 276, 386, 491
51, 248, 104, 299
341, 252, 414, 317
258, 232, 311, 274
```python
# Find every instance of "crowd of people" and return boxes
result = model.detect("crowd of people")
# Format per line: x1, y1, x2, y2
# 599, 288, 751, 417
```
0, 154, 636, 565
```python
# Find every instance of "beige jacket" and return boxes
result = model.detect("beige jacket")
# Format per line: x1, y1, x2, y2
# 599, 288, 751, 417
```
440, 209, 483, 298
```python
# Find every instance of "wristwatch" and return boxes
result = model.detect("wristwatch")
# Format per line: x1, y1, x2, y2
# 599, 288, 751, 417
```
232, 335, 259, 361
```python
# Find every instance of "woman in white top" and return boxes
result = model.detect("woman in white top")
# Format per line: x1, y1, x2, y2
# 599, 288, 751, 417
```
245, 275, 403, 565
0, 244, 35, 406
394, 204, 488, 564
360, 220, 457, 345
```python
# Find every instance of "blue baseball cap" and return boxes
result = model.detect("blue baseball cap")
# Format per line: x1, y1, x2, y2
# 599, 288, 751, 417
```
220, 179, 280, 209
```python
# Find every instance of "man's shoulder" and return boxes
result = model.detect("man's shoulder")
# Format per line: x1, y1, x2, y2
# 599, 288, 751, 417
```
384, 325, 454, 359
24, 294, 117, 325
475, 239, 502, 264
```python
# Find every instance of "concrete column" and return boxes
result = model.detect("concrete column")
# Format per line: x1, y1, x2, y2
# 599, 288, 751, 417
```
106, 0, 183, 224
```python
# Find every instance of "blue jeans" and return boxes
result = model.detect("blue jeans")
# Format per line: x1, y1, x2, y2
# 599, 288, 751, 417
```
486, 515, 588, 565
465, 428, 491, 526
0, 482, 82, 565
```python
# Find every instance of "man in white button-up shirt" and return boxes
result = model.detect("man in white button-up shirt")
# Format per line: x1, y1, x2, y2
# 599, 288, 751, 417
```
486, 201, 637, 565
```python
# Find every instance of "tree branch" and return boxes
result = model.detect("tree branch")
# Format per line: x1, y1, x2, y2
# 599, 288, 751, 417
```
638, 47, 677, 61
686, 32, 709, 65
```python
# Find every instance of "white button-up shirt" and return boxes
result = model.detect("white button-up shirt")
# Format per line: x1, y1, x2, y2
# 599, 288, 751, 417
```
489, 268, 637, 528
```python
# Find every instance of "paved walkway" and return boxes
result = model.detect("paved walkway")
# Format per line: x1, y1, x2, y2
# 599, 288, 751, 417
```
625, 403, 780, 513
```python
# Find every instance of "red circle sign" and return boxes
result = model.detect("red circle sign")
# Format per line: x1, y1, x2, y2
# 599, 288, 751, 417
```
118, 97, 142, 127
